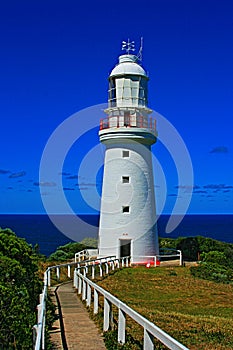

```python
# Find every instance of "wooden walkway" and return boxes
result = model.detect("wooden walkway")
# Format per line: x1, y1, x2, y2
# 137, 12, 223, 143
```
49, 282, 106, 350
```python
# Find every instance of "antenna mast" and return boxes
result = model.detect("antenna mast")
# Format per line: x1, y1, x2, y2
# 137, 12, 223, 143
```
137, 37, 143, 62
121, 37, 143, 62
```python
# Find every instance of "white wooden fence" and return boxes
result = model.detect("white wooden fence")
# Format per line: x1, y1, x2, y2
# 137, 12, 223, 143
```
34, 254, 188, 350
33, 255, 121, 349
74, 260, 189, 350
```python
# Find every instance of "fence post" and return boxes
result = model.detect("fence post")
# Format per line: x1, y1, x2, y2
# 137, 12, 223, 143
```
103, 297, 110, 331
117, 259, 120, 268
82, 279, 86, 301
92, 263, 95, 279
42, 312, 46, 350
78, 275, 82, 294
94, 289, 98, 314
82, 270, 87, 301
56, 267, 60, 281
85, 263, 88, 275
118, 308, 126, 344
99, 264, 103, 277
105, 262, 109, 275
178, 250, 182, 266
47, 269, 51, 287
32, 325, 37, 349
37, 303, 42, 323
87, 284, 91, 307
68, 264, 71, 278
73, 268, 78, 288
144, 328, 154, 350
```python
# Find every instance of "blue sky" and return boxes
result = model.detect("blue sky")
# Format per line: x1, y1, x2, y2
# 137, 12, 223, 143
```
0, 0, 232, 215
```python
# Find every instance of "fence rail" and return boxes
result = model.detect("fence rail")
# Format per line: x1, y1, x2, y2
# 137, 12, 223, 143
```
33, 253, 186, 350
33, 255, 126, 349
74, 265, 189, 350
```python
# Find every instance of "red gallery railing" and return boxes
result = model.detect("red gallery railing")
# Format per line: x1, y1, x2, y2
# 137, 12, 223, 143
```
100, 115, 157, 134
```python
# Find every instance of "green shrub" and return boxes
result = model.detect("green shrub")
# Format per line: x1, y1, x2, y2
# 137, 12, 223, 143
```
0, 228, 42, 349
201, 251, 228, 266
47, 249, 69, 261
190, 262, 233, 283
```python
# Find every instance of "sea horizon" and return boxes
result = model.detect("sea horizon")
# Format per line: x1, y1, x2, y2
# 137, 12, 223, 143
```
0, 213, 232, 256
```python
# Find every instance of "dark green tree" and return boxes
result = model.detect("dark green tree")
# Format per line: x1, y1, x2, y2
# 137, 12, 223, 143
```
0, 228, 42, 349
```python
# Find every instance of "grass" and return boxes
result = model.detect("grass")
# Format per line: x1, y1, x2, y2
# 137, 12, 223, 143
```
96, 266, 233, 349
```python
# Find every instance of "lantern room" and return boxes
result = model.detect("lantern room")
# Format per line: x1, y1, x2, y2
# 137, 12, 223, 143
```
108, 54, 148, 109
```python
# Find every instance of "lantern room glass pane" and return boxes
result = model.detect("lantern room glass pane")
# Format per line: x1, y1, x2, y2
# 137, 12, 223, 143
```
123, 87, 131, 98
116, 87, 123, 99
116, 79, 124, 88
123, 79, 131, 87
131, 88, 138, 97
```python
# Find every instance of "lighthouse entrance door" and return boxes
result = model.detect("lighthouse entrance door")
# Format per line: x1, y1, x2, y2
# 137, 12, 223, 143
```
119, 239, 131, 258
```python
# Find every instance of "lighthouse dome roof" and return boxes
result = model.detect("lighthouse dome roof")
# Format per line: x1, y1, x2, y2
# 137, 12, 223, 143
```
109, 54, 148, 78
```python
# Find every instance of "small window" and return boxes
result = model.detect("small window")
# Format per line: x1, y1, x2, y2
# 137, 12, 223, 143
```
122, 150, 129, 158
122, 176, 130, 184
122, 206, 130, 213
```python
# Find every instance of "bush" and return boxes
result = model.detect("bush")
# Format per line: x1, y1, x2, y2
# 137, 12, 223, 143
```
176, 237, 200, 261
201, 251, 228, 266
47, 240, 97, 261
190, 262, 233, 283
0, 228, 42, 349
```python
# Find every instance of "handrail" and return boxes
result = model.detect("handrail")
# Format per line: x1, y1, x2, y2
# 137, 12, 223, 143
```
74, 249, 99, 262
33, 253, 184, 349
100, 115, 157, 134
33, 255, 123, 349
75, 267, 189, 350
131, 250, 182, 266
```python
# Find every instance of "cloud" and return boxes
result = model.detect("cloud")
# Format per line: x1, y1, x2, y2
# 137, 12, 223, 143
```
203, 184, 233, 189
210, 146, 228, 154
175, 185, 200, 190
66, 175, 78, 179
174, 185, 197, 193
58, 172, 71, 176
79, 182, 96, 187
9, 171, 26, 178
33, 181, 56, 187
0, 169, 11, 174
193, 190, 208, 194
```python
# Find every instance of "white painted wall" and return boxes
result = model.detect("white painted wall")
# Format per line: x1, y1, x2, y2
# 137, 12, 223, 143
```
98, 137, 159, 261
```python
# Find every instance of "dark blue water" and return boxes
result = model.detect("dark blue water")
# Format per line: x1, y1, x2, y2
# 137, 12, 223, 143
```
0, 214, 232, 256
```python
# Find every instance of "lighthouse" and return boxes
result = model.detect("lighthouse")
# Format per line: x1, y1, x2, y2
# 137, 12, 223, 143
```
98, 40, 159, 264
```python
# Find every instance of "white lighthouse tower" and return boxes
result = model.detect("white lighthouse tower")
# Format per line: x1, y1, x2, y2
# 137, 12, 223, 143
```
98, 40, 159, 264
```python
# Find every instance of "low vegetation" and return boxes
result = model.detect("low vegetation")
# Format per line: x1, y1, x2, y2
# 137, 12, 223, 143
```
97, 266, 233, 349
90, 236, 233, 349
1, 230, 232, 349
47, 237, 97, 261
160, 236, 233, 284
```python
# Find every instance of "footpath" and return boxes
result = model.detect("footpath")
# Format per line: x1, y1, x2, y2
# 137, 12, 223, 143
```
49, 281, 106, 350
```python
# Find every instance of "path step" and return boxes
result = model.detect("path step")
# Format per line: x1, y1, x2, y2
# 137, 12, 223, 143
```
50, 282, 106, 350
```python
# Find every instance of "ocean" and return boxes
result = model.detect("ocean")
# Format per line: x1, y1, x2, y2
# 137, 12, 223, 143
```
0, 214, 232, 256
